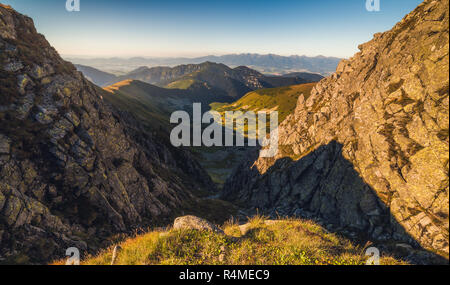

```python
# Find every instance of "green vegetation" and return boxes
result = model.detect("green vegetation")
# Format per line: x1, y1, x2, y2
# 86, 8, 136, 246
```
212, 83, 316, 124
102, 80, 193, 132
101, 81, 317, 189
166, 79, 196, 89
75, 216, 407, 265
190, 146, 250, 186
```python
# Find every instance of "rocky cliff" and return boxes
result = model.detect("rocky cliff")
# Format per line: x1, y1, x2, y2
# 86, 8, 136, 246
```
224, 0, 449, 258
0, 4, 214, 263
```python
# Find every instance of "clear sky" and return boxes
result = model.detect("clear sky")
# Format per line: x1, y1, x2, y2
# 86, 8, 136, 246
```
2, 0, 423, 58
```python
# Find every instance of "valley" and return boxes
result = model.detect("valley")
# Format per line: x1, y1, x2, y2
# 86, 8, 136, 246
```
0, 0, 449, 266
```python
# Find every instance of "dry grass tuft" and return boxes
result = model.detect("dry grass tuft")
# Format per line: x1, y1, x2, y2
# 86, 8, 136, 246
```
63, 216, 408, 266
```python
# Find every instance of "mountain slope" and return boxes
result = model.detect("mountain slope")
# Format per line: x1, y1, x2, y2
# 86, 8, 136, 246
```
78, 216, 406, 265
74, 64, 117, 87
212, 83, 317, 124
223, 0, 449, 259
102, 79, 254, 188
102, 80, 195, 132
107, 62, 320, 101
282, 72, 324, 82
194, 54, 341, 75
66, 54, 342, 75
0, 5, 215, 263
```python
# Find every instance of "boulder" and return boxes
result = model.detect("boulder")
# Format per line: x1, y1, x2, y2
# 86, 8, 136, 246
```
173, 216, 224, 234
0, 135, 11, 154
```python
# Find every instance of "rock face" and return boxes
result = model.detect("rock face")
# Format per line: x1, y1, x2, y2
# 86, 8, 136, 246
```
224, 0, 449, 256
173, 215, 224, 234
0, 5, 214, 263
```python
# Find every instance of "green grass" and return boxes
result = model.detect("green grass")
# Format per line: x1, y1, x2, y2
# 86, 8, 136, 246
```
102, 80, 193, 132
70, 216, 407, 265
211, 83, 317, 124
166, 79, 196, 89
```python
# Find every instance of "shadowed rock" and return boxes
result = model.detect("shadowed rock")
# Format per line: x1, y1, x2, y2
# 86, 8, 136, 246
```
0, 5, 215, 263
224, 0, 449, 260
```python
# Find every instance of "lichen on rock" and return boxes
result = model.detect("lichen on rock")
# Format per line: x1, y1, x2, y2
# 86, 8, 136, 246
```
224, 0, 449, 257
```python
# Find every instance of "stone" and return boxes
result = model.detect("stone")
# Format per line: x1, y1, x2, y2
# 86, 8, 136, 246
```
223, 0, 449, 256
0, 134, 11, 154
0, 5, 216, 264
173, 216, 224, 234
3, 60, 23, 72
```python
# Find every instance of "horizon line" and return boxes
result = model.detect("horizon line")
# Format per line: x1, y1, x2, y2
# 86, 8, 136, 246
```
62, 52, 345, 60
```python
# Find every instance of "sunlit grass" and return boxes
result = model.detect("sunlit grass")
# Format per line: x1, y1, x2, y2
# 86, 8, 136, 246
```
211, 83, 317, 124
70, 216, 408, 265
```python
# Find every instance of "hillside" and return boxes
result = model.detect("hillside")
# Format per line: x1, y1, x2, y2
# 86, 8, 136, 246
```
212, 83, 317, 124
0, 5, 218, 263
224, 0, 449, 261
102, 80, 195, 132
66, 54, 342, 76
1, 0, 448, 266
104, 62, 321, 101
194, 54, 341, 75
282, 72, 324, 82
73, 216, 407, 265
74, 64, 117, 87
101, 79, 253, 188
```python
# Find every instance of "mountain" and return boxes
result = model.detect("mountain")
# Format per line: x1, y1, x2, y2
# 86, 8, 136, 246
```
101, 79, 255, 188
109, 62, 321, 101
223, 0, 449, 262
282, 72, 324, 82
74, 64, 117, 87
102, 79, 197, 132
66, 54, 342, 76
0, 5, 219, 263
193, 54, 341, 75
211, 83, 317, 126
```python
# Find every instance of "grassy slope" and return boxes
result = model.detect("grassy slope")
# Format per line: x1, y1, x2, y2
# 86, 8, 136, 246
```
166, 78, 196, 89
196, 83, 317, 186
103, 80, 194, 131
189, 146, 252, 186
76, 216, 406, 265
101, 81, 316, 188
212, 82, 317, 124
102, 80, 238, 187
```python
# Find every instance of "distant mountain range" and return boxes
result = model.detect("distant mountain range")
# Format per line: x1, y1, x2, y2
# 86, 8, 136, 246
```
74, 64, 117, 87
75, 62, 324, 102
68, 53, 342, 75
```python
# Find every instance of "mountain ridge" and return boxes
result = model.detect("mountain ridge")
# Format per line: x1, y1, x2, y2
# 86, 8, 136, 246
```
0, 5, 218, 263
75, 62, 323, 102
67, 53, 342, 76
224, 0, 449, 259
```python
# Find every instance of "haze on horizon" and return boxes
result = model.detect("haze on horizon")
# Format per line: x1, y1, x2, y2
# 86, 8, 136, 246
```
2, 0, 422, 58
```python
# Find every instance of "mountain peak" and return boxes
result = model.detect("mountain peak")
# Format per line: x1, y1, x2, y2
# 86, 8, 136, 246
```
0, 5, 215, 263
224, 0, 449, 259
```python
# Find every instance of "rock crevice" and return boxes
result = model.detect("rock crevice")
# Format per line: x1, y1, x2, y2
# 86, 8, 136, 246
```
224, 0, 449, 256
0, 5, 214, 263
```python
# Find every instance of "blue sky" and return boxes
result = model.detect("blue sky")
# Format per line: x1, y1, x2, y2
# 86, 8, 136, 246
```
2, 0, 423, 58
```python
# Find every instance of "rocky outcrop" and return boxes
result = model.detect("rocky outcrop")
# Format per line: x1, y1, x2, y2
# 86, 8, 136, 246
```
173, 215, 224, 234
0, 5, 214, 263
224, 0, 449, 257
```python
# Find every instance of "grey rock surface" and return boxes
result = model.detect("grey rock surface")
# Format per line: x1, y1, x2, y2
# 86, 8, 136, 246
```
0, 5, 215, 263
224, 0, 449, 257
